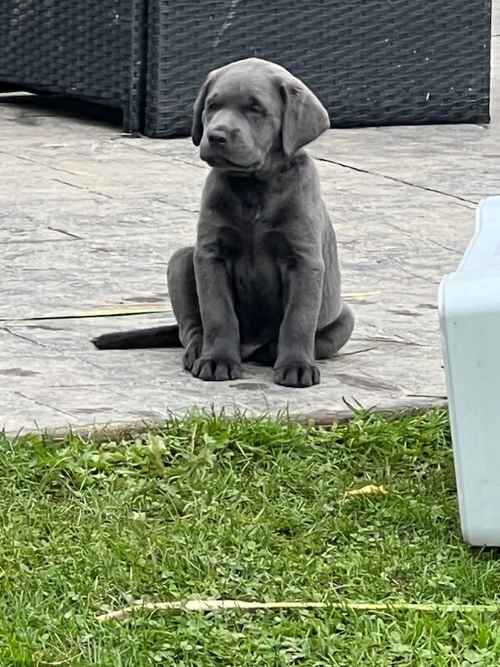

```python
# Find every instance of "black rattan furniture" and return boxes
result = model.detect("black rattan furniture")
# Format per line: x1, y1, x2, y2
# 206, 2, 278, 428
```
0, 0, 492, 137
145, 0, 492, 137
0, 0, 146, 132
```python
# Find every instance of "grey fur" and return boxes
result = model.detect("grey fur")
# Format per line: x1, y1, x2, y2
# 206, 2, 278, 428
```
93, 58, 354, 388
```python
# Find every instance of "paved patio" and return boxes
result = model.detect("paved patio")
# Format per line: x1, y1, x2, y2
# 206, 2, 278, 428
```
1, 10, 499, 435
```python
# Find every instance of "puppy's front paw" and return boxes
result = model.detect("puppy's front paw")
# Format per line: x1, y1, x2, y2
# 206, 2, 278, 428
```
183, 336, 202, 371
191, 356, 242, 381
273, 362, 320, 388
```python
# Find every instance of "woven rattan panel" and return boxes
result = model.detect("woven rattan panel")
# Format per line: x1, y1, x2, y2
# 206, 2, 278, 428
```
145, 0, 491, 137
0, 0, 146, 130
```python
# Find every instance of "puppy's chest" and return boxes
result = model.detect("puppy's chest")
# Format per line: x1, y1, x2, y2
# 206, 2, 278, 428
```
216, 200, 292, 263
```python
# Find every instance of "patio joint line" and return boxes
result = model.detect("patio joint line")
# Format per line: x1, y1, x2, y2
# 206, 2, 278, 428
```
50, 178, 114, 200
47, 226, 84, 240
0, 148, 82, 177
0, 326, 47, 347
313, 156, 479, 206
14, 390, 77, 419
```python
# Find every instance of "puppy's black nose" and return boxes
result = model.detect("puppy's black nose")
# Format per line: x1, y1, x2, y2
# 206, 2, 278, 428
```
207, 129, 228, 146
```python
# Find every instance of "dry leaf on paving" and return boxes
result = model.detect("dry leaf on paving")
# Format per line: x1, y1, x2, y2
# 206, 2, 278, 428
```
344, 484, 388, 497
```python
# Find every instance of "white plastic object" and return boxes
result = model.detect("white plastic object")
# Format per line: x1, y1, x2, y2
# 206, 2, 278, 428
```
439, 196, 500, 546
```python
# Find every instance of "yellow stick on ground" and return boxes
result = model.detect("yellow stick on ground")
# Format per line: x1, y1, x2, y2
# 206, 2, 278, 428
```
96, 599, 500, 622
344, 484, 388, 497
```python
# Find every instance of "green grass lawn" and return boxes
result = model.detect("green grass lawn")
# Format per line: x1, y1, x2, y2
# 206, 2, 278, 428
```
1, 410, 500, 666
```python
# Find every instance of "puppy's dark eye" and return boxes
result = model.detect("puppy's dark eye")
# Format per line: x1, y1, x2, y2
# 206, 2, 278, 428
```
248, 100, 264, 114
206, 100, 219, 112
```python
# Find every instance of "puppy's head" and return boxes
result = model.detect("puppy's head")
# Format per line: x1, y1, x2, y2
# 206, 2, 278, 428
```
192, 58, 330, 175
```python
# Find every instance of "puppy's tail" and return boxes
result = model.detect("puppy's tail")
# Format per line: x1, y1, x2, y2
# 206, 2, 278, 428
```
92, 324, 181, 350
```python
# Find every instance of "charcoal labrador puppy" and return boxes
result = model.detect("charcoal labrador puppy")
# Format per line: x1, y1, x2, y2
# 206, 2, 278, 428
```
93, 58, 354, 387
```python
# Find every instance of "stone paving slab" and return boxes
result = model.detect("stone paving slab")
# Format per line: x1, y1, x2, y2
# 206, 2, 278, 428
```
1, 12, 499, 435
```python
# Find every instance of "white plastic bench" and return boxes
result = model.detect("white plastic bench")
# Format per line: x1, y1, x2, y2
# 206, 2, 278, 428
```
439, 196, 500, 546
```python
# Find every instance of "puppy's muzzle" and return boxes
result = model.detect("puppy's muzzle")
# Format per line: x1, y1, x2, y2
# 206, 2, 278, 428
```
202, 123, 259, 171
207, 128, 228, 146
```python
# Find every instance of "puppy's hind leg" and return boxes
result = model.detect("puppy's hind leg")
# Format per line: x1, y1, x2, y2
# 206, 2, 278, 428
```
167, 246, 203, 371
315, 303, 354, 359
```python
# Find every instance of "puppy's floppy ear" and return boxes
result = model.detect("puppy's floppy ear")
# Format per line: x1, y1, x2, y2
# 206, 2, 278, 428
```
279, 77, 330, 158
192, 69, 219, 146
